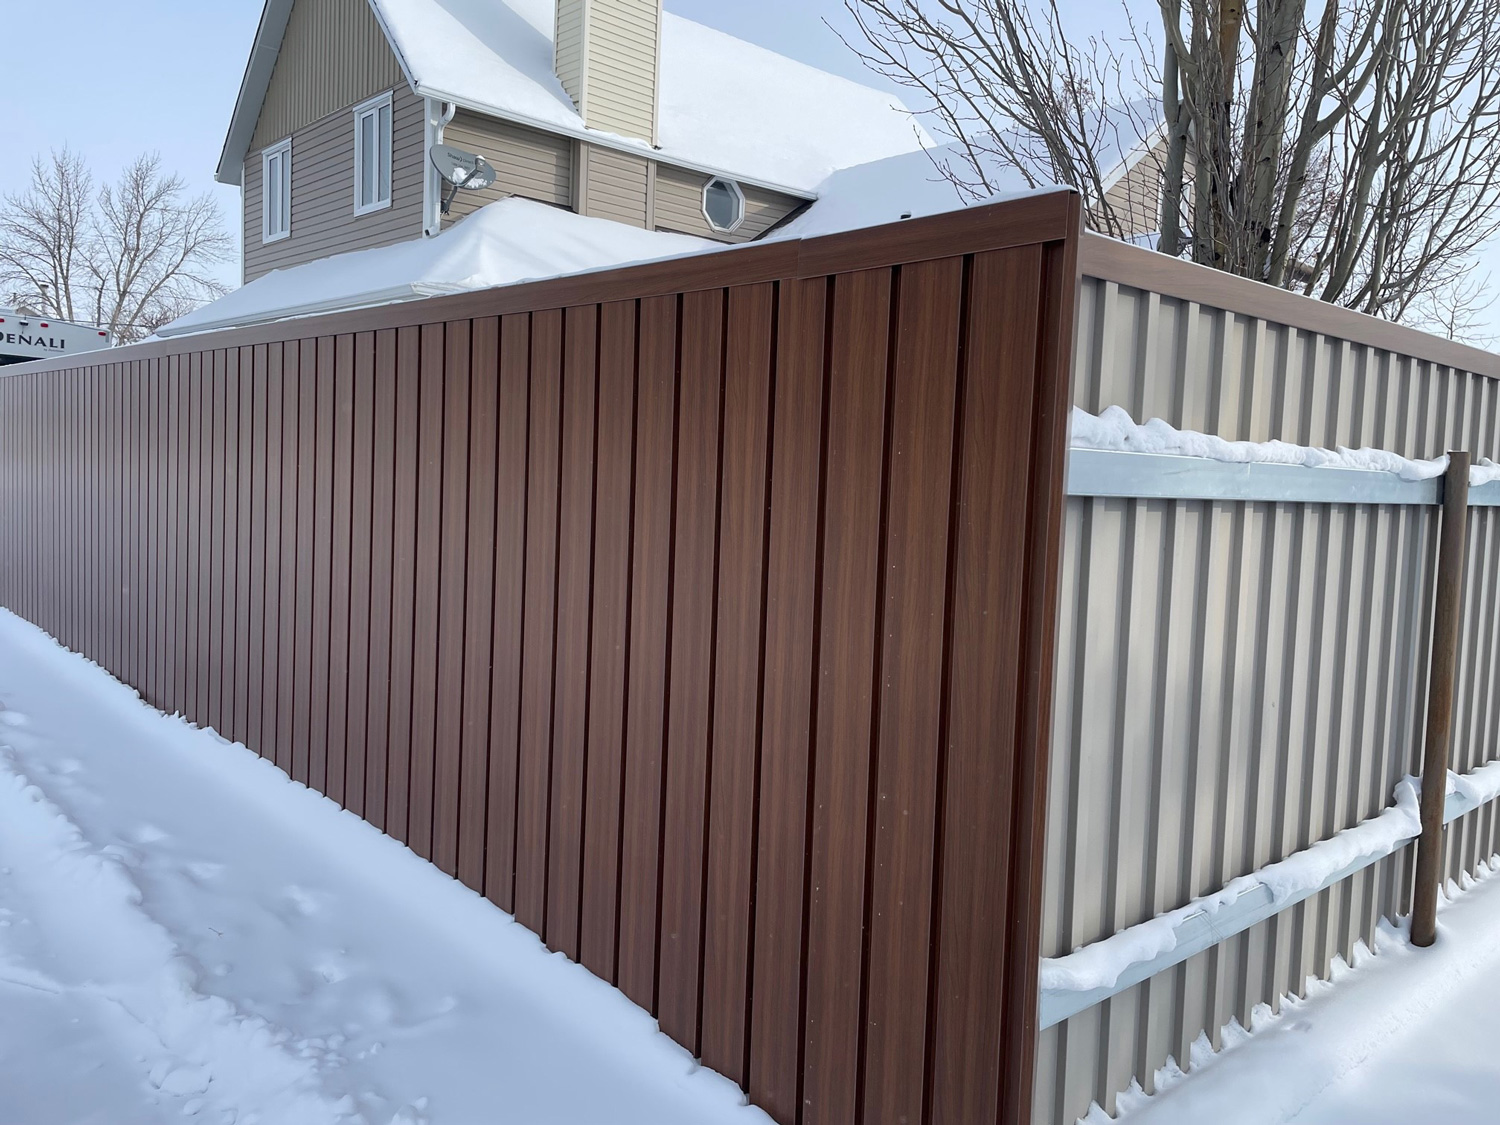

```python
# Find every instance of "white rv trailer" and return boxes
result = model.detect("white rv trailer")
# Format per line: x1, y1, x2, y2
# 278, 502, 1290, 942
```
0, 309, 111, 366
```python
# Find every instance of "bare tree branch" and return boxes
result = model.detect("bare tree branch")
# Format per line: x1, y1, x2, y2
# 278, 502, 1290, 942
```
0, 150, 231, 343
846, 0, 1500, 340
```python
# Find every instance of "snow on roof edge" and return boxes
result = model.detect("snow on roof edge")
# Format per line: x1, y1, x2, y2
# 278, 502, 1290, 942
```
408, 81, 821, 200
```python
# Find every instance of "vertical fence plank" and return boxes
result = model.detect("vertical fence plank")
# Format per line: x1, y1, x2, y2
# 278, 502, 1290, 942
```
458, 317, 500, 890
408, 323, 447, 859
516, 308, 564, 933
233, 349, 254, 746
861, 256, 964, 1125
580, 300, 639, 980
801, 267, 893, 1125
930, 246, 1043, 1124
485, 313, 532, 911
326, 335, 357, 806
183, 355, 204, 719
248, 346, 271, 757
365, 329, 401, 831
345, 332, 378, 819
291, 340, 319, 784
221, 350, 242, 741
547, 304, 600, 957
174, 354, 193, 716
658, 287, 727, 1051
617, 294, 681, 1009
260, 345, 286, 765
204, 350, 226, 729
434, 320, 472, 876
308, 337, 337, 794
385, 326, 423, 842
276, 344, 304, 776
749, 276, 829, 1125
700, 282, 775, 1087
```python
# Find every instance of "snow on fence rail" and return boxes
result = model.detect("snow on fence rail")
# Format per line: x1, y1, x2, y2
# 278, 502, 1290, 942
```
1040, 241, 1500, 1125
1046, 415, 1500, 1032
1039, 760, 1500, 1029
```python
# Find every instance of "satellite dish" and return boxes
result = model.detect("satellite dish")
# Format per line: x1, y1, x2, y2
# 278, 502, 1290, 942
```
429, 144, 498, 214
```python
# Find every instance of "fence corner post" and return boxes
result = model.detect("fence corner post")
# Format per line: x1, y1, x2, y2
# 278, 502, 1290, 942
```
1412, 450, 1471, 948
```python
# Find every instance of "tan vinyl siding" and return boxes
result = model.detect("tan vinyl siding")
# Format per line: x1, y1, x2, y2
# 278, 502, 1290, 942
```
652, 164, 803, 243
578, 145, 650, 228
1103, 153, 1163, 239
243, 84, 425, 282
250, 0, 405, 152
555, 0, 587, 111
584, 0, 659, 142
441, 111, 573, 223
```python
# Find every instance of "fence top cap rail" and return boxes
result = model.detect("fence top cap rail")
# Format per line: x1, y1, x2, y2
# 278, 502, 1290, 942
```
1, 189, 1082, 376
1079, 233, 1500, 381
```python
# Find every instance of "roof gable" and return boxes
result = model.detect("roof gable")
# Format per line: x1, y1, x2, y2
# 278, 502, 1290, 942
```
361, 0, 930, 194
218, 0, 416, 185
250, 0, 406, 152
220, 0, 930, 195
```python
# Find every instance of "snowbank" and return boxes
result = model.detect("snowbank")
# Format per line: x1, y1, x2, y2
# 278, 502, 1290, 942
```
160, 198, 718, 338
1103, 862, 1500, 1124
0, 608, 767, 1124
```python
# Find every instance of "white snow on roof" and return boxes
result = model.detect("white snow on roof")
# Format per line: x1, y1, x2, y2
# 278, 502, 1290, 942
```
368, 0, 931, 193
772, 143, 1043, 240
160, 198, 718, 337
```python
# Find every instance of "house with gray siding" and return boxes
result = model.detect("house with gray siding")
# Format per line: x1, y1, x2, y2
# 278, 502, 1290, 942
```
204, 0, 1166, 324
216, 0, 942, 288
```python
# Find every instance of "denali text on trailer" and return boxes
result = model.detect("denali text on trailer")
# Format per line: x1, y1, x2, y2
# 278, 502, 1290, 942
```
0, 309, 111, 366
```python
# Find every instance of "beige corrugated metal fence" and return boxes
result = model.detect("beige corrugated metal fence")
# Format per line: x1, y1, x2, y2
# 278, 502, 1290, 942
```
1037, 237, 1500, 1124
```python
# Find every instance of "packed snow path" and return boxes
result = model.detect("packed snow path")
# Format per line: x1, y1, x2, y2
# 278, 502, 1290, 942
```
0, 610, 765, 1125
1107, 859, 1500, 1124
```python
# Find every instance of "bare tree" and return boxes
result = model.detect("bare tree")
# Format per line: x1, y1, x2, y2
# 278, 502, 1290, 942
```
0, 150, 232, 343
843, 0, 1500, 338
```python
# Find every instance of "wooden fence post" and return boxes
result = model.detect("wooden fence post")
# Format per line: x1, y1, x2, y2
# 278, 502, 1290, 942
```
1412, 450, 1471, 948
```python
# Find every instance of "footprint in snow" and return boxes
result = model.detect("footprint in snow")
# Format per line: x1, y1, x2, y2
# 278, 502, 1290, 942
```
133, 824, 171, 845
0, 711, 28, 728
282, 885, 323, 917
185, 861, 226, 883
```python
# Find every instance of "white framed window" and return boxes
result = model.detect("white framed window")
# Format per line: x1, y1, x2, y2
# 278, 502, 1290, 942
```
353, 92, 394, 216
702, 176, 746, 233
262, 138, 292, 244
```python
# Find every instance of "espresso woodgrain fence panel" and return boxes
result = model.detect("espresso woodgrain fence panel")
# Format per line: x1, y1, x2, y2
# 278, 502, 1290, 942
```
0, 193, 1080, 1125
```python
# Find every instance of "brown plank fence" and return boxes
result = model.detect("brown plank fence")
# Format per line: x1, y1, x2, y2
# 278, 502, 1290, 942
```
0, 191, 1083, 1125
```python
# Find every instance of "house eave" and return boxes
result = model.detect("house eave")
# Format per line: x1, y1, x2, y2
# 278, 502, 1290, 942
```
413, 82, 820, 202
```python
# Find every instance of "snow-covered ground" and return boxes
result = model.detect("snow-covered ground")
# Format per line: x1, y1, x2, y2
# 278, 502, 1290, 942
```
1107, 864, 1500, 1124
0, 609, 766, 1125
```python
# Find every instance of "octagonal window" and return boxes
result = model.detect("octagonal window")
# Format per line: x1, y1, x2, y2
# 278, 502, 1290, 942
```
703, 177, 746, 233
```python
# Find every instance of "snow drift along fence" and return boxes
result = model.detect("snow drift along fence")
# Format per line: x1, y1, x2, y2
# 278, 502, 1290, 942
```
1037, 235, 1500, 1125
0, 192, 1082, 1125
